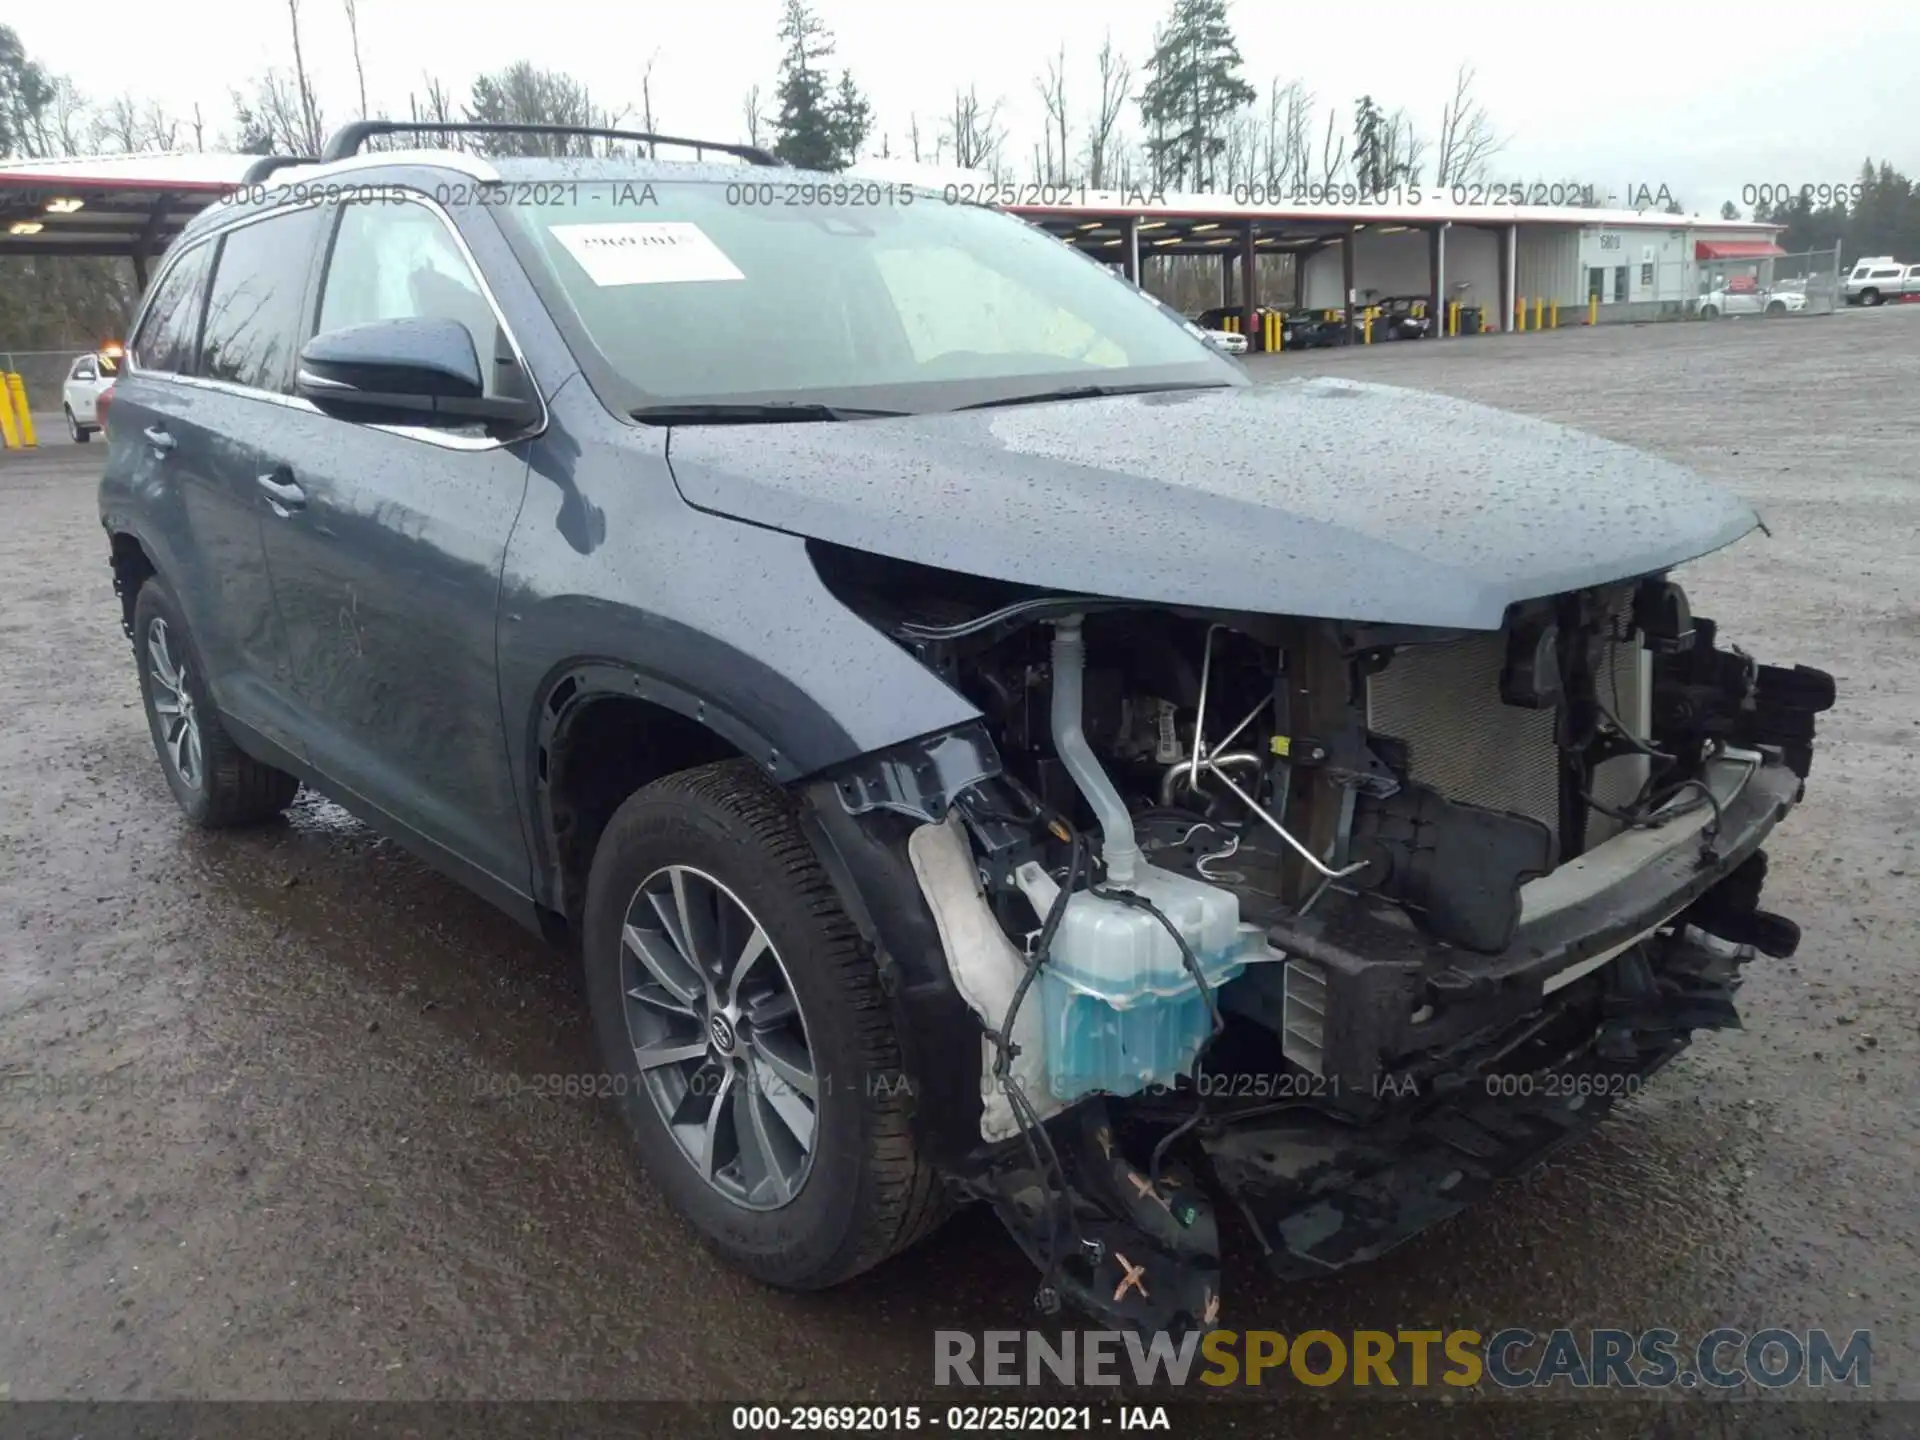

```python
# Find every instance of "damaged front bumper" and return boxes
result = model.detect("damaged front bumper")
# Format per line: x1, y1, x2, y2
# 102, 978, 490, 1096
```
800, 725, 1813, 1333
1201, 926, 1749, 1280
1260, 745, 1798, 1097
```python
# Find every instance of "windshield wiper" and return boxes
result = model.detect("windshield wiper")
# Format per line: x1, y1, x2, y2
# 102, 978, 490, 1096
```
629, 401, 906, 425
951, 380, 1231, 412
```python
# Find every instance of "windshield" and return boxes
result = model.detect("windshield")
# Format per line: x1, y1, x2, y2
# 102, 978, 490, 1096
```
494, 180, 1240, 415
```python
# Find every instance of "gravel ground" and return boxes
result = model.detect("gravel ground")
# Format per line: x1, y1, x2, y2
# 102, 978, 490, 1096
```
1, 308, 1915, 1433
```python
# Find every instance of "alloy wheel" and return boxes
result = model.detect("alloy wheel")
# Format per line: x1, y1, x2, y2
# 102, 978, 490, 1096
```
146, 617, 203, 790
619, 864, 818, 1211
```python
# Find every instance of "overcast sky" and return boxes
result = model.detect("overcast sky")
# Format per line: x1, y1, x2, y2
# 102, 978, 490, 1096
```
20, 0, 1918, 211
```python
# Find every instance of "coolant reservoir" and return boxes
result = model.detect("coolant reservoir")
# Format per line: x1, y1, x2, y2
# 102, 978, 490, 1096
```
1015, 861, 1253, 1101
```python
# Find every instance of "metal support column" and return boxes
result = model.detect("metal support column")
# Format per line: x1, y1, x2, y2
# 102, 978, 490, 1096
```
1123, 215, 1141, 287
1503, 222, 1518, 332
1429, 224, 1445, 339
1240, 221, 1258, 346
1342, 232, 1357, 338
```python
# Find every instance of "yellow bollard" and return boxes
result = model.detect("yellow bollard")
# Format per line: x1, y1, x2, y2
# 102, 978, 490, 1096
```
1550, 302, 1559, 330
1447, 300, 1458, 337
7, 374, 36, 447
1515, 298, 1526, 333
0, 375, 22, 449
1533, 296, 1544, 331
1362, 307, 1374, 344
1589, 295, 1599, 326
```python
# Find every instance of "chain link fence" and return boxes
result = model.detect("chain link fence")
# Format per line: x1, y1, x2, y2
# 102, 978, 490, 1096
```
0, 348, 90, 409
1582, 243, 1842, 322
1697, 244, 1842, 318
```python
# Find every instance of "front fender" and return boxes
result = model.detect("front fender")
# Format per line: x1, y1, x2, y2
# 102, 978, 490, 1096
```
495, 399, 984, 877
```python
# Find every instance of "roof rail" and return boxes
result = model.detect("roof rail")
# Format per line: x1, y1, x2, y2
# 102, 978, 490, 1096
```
318, 121, 780, 167
240, 154, 317, 185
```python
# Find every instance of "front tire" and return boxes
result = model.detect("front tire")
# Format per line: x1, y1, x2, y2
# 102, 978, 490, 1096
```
1699, 304, 1719, 319
582, 760, 946, 1290
66, 406, 91, 442
1861, 288, 1881, 306
131, 575, 299, 827
1766, 301, 1786, 316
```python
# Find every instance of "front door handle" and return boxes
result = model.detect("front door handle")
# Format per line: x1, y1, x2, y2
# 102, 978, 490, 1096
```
142, 425, 175, 453
257, 471, 306, 514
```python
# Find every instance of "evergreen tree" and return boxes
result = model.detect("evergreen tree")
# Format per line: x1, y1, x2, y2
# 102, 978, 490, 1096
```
830, 70, 872, 166
1352, 95, 1386, 192
771, 0, 869, 170
1137, 0, 1255, 191
0, 24, 57, 158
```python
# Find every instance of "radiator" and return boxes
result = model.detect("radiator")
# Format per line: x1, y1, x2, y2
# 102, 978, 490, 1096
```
1364, 590, 1648, 854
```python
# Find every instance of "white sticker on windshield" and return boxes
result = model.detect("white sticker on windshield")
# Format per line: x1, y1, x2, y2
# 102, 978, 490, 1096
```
549, 222, 746, 286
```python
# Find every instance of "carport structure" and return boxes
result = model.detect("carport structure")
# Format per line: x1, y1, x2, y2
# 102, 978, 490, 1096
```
1009, 193, 1785, 345
0, 153, 253, 287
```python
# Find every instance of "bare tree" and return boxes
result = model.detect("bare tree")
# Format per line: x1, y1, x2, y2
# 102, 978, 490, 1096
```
907, 112, 922, 162
944, 85, 1002, 172
1318, 104, 1346, 185
92, 94, 142, 153
1380, 106, 1425, 186
1257, 78, 1311, 189
145, 99, 178, 150
741, 85, 763, 148
191, 101, 205, 151
342, 0, 369, 120
406, 74, 459, 149
285, 0, 324, 153
639, 52, 658, 152
1433, 64, 1500, 187
1086, 30, 1129, 189
1035, 46, 1068, 185
230, 69, 327, 153
19, 75, 90, 158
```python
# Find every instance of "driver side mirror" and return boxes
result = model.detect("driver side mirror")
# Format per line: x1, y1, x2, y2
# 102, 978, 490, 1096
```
295, 317, 539, 428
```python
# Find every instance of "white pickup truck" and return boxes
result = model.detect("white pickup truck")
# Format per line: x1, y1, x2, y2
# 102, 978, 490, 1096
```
1843, 257, 1920, 306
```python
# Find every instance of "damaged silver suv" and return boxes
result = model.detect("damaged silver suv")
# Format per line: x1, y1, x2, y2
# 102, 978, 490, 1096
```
100, 121, 1834, 1331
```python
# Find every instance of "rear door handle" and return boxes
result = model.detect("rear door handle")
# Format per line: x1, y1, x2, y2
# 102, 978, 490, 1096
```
257, 470, 306, 515
142, 425, 175, 453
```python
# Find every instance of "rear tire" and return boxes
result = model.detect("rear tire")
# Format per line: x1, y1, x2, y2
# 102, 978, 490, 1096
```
131, 575, 299, 827
1861, 288, 1881, 306
1699, 304, 1719, 319
581, 759, 947, 1290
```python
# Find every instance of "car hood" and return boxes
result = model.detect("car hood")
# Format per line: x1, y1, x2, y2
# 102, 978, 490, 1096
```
664, 378, 1760, 628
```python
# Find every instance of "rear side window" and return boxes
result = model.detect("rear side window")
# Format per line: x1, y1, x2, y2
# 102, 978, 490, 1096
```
316, 199, 506, 394
130, 242, 214, 375
1870, 268, 1901, 279
198, 207, 326, 393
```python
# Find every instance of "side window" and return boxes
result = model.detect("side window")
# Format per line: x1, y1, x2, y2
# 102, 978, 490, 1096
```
316, 199, 506, 394
198, 206, 325, 393
129, 242, 214, 375
71, 358, 96, 381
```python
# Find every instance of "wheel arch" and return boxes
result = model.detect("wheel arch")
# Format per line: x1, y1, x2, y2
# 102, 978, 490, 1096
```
530, 661, 792, 931
106, 528, 158, 638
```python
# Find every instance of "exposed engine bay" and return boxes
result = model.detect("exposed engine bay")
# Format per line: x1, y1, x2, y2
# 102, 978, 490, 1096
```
807, 542, 1836, 1332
